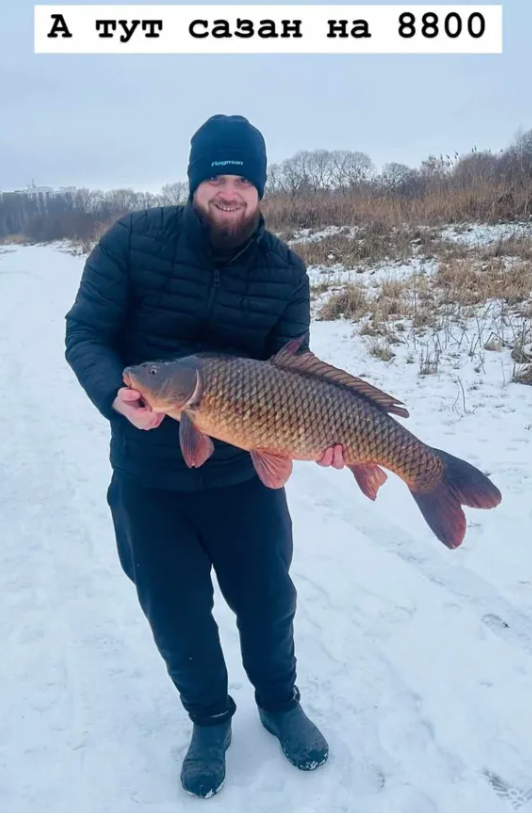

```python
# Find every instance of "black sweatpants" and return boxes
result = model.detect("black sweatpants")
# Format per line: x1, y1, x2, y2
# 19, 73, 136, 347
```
106, 471, 298, 725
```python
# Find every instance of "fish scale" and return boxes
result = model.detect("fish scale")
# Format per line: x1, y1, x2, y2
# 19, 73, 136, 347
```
189, 354, 443, 491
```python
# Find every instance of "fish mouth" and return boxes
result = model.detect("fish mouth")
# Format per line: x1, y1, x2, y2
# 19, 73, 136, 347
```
123, 368, 133, 387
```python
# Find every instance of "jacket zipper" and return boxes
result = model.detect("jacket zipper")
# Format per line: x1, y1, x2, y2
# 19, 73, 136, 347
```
206, 267, 220, 319
205, 237, 254, 321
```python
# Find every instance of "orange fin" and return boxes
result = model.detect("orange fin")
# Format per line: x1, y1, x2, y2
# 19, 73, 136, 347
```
270, 338, 409, 419
348, 463, 388, 501
250, 449, 293, 489
179, 411, 214, 468
410, 448, 502, 549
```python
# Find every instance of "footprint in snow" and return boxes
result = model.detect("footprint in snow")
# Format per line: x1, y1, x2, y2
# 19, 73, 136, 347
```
484, 770, 532, 810
480, 613, 532, 655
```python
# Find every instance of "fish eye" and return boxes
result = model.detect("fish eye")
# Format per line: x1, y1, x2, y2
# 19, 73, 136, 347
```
148, 365, 158, 375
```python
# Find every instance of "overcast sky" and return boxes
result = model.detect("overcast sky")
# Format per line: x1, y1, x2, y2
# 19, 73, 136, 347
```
0, 0, 529, 193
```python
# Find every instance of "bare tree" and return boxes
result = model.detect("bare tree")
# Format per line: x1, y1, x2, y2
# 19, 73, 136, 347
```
380, 162, 415, 194
330, 150, 374, 190
160, 181, 189, 205
452, 150, 499, 189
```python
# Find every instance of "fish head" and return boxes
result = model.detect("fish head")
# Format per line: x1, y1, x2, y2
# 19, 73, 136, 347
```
122, 358, 199, 412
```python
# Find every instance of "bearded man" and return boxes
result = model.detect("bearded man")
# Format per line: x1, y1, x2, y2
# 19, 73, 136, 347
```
64, 114, 344, 799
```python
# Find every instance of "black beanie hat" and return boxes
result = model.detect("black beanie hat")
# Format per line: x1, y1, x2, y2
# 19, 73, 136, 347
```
187, 114, 267, 199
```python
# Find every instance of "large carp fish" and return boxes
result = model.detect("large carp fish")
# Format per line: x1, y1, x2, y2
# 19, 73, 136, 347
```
122, 336, 502, 549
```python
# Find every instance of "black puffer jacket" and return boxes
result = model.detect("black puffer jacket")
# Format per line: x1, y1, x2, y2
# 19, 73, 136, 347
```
64, 202, 310, 491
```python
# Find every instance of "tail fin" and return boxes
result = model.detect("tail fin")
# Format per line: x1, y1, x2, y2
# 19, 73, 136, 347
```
410, 449, 502, 549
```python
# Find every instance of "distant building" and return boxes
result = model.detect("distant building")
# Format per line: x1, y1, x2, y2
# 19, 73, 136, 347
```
1, 184, 78, 198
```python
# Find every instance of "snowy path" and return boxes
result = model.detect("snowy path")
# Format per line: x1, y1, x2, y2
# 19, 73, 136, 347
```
1, 244, 532, 813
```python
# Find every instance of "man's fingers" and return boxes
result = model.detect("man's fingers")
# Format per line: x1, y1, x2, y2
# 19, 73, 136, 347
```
138, 412, 165, 430
316, 445, 344, 468
146, 414, 164, 427
317, 447, 333, 466
120, 387, 142, 401
332, 444, 345, 469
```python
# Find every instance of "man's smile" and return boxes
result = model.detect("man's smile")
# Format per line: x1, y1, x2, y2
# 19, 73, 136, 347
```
212, 203, 242, 212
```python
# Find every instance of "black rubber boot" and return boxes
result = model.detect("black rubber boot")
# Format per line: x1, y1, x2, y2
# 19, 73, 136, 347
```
258, 702, 329, 771
180, 720, 232, 798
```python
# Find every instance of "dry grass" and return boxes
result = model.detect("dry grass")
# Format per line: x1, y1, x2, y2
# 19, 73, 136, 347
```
513, 364, 532, 385
317, 271, 437, 329
291, 222, 532, 275
318, 282, 370, 321
0, 234, 32, 245
262, 183, 532, 232
479, 237, 532, 262
310, 280, 332, 298
67, 219, 114, 255
367, 338, 396, 361
316, 242, 532, 383
418, 347, 441, 376
292, 223, 439, 269
436, 258, 532, 309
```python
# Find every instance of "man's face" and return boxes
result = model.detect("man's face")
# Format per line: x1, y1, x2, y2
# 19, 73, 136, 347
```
193, 174, 260, 248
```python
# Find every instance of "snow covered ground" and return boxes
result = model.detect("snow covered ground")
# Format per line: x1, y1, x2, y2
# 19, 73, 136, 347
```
438, 222, 532, 247
306, 255, 441, 290
290, 220, 532, 249
1, 243, 532, 813
294, 220, 532, 289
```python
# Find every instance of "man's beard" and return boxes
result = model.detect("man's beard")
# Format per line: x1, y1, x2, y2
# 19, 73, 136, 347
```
194, 200, 260, 252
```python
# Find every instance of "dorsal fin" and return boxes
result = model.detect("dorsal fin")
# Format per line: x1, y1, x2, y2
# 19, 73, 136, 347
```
270, 337, 409, 419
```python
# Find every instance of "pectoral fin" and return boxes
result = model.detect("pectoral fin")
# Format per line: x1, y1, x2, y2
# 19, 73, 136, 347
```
348, 463, 388, 501
179, 411, 214, 468
250, 450, 293, 489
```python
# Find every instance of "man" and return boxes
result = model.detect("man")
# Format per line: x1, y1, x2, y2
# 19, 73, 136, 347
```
64, 114, 344, 799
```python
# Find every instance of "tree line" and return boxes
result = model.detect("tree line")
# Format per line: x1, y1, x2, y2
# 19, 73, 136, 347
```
2, 127, 532, 243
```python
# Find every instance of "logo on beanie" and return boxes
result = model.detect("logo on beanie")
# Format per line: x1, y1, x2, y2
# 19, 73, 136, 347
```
211, 160, 244, 167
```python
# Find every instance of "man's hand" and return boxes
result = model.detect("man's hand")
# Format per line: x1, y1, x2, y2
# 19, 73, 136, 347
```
112, 387, 165, 430
316, 444, 345, 469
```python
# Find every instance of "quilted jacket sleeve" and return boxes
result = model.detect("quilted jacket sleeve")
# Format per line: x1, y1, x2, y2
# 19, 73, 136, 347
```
64, 215, 132, 421
266, 262, 311, 356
